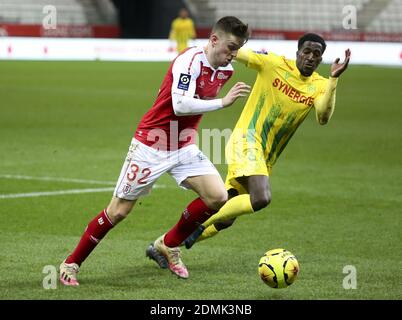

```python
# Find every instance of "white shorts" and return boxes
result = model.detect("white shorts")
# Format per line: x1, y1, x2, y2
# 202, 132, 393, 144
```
113, 138, 220, 200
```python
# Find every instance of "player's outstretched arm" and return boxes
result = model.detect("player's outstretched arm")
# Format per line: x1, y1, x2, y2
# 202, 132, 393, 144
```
172, 82, 250, 116
234, 48, 267, 71
315, 49, 351, 125
234, 48, 251, 65
330, 49, 351, 78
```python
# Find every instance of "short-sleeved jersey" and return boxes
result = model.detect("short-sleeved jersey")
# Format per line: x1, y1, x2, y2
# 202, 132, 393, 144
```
232, 50, 328, 168
135, 47, 233, 151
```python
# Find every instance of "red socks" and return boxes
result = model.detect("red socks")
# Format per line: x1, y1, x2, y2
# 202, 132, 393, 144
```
164, 198, 216, 247
65, 209, 114, 266
65, 198, 215, 264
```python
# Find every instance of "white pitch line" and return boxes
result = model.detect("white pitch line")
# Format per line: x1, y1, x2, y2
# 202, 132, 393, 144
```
0, 184, 167, 199
0, 187, 115, 199
0, 174, 116, 185
0, 174, 169, 199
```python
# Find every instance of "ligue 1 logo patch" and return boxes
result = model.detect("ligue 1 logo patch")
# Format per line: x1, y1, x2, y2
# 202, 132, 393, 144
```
178, 73, 191, 90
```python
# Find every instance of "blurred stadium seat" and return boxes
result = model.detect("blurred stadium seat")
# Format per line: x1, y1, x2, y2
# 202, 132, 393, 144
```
0, 0, 116, 25
0, 0, 401, 40
367, 0, 402, 32
186, 0, 402, 34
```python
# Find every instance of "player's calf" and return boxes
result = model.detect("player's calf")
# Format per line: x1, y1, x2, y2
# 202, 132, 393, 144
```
106, 197, 136, 224
202, 192, 228, 211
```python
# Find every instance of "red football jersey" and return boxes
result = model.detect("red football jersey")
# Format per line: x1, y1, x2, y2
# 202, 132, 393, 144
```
135, 46, 233, 150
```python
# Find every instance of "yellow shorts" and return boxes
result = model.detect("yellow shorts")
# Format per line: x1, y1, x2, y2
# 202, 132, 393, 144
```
224, 135, 272, 194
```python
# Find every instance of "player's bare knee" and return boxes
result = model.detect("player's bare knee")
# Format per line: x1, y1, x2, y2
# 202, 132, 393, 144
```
204, 192, 228, 211
106, 198, 135, 224
106, 208, 129, 224
251, 191, 271, 212
112, 211, 130, 223
266, 190, 272, 205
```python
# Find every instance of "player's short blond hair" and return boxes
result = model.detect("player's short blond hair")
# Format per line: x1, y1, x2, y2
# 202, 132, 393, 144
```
212, 16, 249, 45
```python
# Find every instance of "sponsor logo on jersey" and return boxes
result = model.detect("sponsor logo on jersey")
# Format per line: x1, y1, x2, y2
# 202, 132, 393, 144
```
217, 72, 229, 80
98, 217, 104, 225
178, 73, 191, 90
272, 78, 314, 106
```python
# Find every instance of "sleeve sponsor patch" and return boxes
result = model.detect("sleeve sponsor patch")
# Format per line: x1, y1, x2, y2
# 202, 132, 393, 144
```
253, 50, 268, 55
177, 73, 191, 90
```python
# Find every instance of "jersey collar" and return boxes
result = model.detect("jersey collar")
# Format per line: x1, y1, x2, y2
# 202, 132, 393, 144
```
202, 47, 217, 71
294, 60, 319, 81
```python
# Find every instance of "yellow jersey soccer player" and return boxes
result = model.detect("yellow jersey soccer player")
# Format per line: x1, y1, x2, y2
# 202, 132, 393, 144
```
169, 8, 196, 53
184, 33, 351, 248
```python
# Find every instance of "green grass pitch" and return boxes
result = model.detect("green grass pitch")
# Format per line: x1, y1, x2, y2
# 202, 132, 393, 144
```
0, 60, 401, 300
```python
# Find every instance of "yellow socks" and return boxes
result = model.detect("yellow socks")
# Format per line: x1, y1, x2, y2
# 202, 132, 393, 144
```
197, 224, 219, 242
203, 194, 254, 228
195, 194, 254, 244
195, 194, 254, 243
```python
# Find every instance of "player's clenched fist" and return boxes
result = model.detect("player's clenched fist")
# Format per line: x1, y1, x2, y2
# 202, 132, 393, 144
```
222, 82, 251, 107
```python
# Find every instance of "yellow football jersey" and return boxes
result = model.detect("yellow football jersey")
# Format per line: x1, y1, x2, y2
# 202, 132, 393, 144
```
169, 17, 196, 53
232, 49, 329, 167
225, 49, 331, 191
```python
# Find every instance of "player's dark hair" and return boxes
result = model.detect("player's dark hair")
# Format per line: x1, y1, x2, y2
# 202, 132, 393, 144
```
212, 16, 250, 44
298, 33, 326, 53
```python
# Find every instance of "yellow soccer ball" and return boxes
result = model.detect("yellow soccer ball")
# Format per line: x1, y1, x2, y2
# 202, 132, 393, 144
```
258, 248, 300, 288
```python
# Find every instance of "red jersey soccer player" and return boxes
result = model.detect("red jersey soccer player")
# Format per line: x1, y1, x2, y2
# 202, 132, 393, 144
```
60, 16, 250, 285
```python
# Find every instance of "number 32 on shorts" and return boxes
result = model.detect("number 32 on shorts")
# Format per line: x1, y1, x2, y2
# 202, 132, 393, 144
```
126, 163, 151, 184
